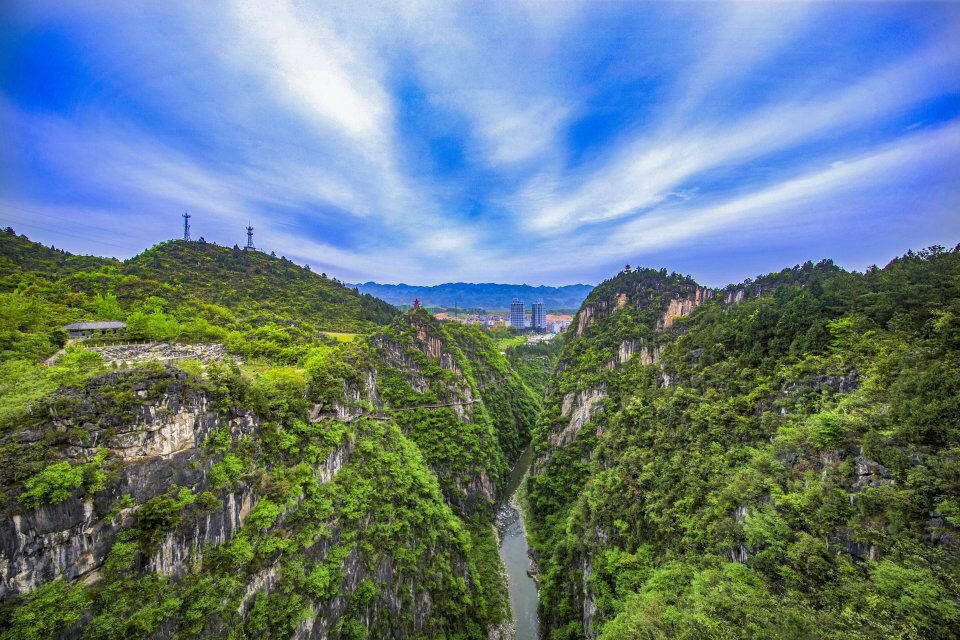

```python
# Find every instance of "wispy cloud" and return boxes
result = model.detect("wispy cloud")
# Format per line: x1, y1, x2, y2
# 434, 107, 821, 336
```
1, 1, 959, 285
519, 30, 960, 233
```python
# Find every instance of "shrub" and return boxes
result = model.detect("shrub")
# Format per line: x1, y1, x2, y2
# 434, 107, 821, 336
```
17, 449, 108, 508
0, 578, 90, 640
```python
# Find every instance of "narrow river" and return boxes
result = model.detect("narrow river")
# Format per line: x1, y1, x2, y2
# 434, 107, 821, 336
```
497, 445, 539, 640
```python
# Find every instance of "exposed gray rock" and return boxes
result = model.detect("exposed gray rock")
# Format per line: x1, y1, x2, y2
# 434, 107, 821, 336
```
550, 388, 607, 448
853, 456, 894, 491
86, 341, 233, 366
926, 512, 959, 547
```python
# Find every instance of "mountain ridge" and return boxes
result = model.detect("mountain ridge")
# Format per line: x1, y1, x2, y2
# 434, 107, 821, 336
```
0, 231, 540, 638
527, 245, 960, 639
350, 281, 594, 310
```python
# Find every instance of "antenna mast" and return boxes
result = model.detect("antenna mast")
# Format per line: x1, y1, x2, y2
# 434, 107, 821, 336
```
245, 223, 255, 249
182, 211, 191, 241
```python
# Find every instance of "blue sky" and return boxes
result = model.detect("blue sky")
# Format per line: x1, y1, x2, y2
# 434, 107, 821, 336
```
1, 1, 959, 286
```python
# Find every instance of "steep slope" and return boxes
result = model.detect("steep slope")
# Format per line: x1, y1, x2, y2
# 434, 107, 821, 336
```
505, 339, 562, 400
0, 366, 494, 638
0, 231, 542, 638
0, 304, 538, 638
527, 248, 960, 639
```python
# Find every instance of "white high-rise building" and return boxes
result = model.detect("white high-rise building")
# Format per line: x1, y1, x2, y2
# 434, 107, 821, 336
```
531, 300, 546, 331
510, 298, 524, 329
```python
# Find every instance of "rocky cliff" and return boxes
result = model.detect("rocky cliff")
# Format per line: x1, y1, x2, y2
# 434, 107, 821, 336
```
0, 310, 539, 638
526, 254, 960, 639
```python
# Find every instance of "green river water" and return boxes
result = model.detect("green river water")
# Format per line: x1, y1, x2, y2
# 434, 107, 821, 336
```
497, 445, 539, 639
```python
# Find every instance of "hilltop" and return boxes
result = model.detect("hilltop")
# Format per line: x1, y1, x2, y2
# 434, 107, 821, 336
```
125, 240, 395, 327
0, 228, 118, 278
0, 230, 395, 340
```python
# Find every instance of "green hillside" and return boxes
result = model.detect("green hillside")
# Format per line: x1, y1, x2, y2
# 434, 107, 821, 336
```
528, 246, 960, 639
124, 240, 395, 328
0, 229, 541, 638
0, 231, 394, 354
0, 228, 118, 279
0, 229, 396, 431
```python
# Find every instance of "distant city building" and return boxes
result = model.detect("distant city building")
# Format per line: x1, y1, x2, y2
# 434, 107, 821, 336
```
548, 320, 571, 334
545, 313, 573, 334
531, 300, 546, 331
510, 298, 524, 329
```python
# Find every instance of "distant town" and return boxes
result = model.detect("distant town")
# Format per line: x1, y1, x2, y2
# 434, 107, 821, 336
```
424, 298, 572, 336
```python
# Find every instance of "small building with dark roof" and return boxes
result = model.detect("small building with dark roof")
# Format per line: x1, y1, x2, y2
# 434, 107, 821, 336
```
61, 321, 126, 339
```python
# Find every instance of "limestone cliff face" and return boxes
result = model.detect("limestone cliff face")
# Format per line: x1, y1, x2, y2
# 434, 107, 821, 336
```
370, 313, 513, 514
0, 370, 225, 598
542, 271, 711, 466
531, 271, 758, 638
575, 304, 594, 336
0, 373, 280, 604
0, 349, 506, 638
549, 388, 608, 450
657, 286, 714, 329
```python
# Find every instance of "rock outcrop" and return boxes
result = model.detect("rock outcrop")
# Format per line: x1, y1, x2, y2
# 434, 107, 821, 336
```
551, 388, 608, 449
657, 286, 714, 329
87, 341, 233, 366
0, 370, 233, 598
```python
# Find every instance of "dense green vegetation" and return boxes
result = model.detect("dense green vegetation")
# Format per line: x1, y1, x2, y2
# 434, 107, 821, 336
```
7, 225, 957, 640
0, 230, 395, 431
0, 229, 393, 359
506, 339, 562, 398
0, 231, 542, 638
528, 246, 960, 639
125, 239, 395, 327
368, 312, 540, 515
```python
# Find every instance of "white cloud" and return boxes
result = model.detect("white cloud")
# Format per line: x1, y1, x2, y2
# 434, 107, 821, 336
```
444, 92, 571, 164
4, 1, 960, 285
392, 1, 578, 167
542, 121, 960, 269
227, 0, 390, 148
518, 31, 960, 234
669, 2, 813, 122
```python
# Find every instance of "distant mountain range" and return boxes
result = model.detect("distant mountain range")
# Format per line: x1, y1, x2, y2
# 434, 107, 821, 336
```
351, 282, 594, 310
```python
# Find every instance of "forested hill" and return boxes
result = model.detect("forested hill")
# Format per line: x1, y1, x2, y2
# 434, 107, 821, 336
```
0, 230, 396, 337
125, 240, 396, 327
0, 229, 118, 278
0, 228, 541, 638
352, 281, 594, 310
527, 245, 960, 639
